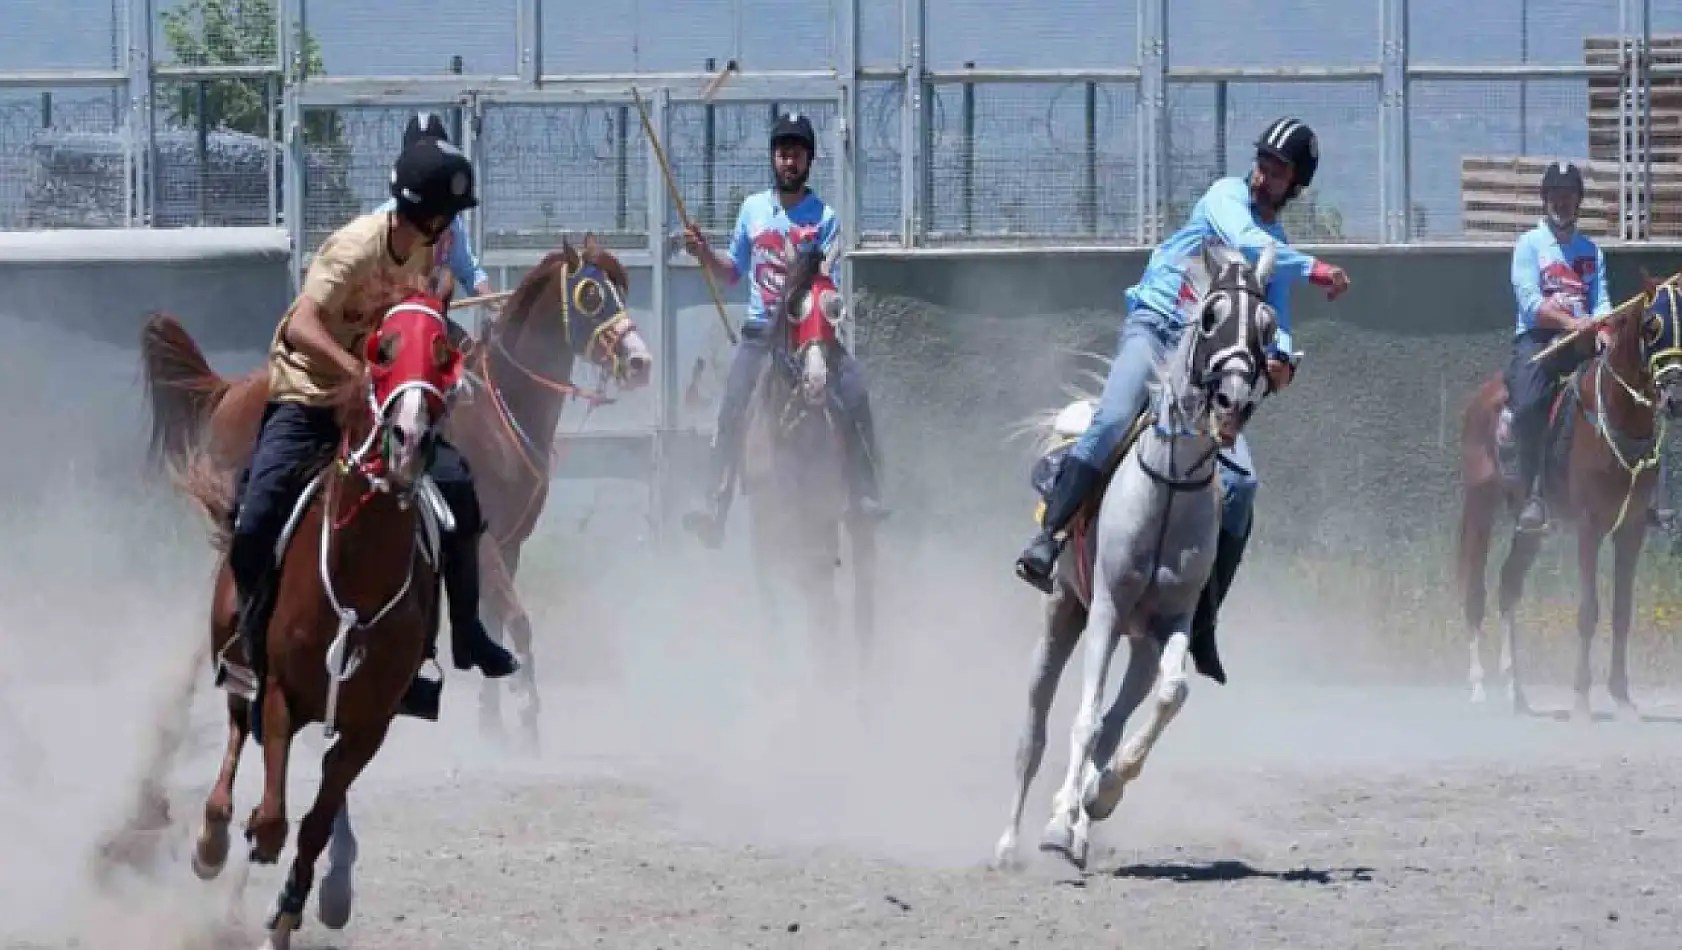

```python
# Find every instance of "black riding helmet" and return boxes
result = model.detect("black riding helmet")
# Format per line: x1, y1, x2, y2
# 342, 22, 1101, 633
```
1540, 160, 1585, 198
770, 112, 817, 193
1255, 117, 1319, 190
403, 110, 450, 150
390, 137, 478, 239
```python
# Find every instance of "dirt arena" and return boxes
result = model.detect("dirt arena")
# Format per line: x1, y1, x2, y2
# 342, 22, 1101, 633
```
2, 308, 1679, 950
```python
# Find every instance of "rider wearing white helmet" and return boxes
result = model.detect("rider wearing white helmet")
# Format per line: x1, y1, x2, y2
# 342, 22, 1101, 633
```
1014, 117, 1350, 683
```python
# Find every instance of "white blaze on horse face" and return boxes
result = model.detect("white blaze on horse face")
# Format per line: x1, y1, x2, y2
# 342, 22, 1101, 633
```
386, 387, 433, 487
617, 322, 653, 389
801, 345, 828, 405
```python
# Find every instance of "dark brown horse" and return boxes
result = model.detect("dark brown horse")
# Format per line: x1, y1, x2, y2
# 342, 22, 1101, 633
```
1457, 273, 1682, 718
178, 292, 468, 949
739, 243, 878, 690
140, 234, 651, 751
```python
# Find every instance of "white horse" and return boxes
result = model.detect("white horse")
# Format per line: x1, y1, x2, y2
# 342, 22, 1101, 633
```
993, 239, 1283, 871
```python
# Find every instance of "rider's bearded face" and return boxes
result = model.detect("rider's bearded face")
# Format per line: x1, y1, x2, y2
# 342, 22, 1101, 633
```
773, 142, 811, 193
1249, 152, 1295, 212
1544, 188, 1580, 232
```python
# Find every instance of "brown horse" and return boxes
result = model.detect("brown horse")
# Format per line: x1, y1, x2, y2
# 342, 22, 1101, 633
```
739, 242, 878, 690
1456, 273, 1682, 718
140, 234, 652, 751
178, 292, 468, 949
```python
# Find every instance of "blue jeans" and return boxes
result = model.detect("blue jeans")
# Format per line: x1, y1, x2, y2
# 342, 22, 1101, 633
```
1069, 306, 1258, 537
705, 323, 879, 503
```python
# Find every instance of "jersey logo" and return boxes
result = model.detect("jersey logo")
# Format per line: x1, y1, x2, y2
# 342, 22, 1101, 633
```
750, 223, 821, 308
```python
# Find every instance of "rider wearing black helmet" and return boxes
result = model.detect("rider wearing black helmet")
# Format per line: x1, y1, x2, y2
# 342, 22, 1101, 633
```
1503, 159, 1613, 533
377, 111, 495, 311
223, 136, 518, 729
1012, 117, 1350, 684
679, 111, 889, 548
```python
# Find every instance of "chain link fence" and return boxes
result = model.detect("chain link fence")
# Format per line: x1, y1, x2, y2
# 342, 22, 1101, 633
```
0, 0, 1675, 245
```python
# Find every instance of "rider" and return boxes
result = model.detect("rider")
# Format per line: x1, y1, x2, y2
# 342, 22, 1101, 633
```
1504, 160, 1612, 533
228, 136, 520, 720
375, 110, 495, 347
679, 111, 888, 548
1013, 117, 1351, 682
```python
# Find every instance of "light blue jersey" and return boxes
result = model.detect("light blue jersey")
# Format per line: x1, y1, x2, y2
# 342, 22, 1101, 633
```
372, 197, 489, 294
1125, 176, 1318, 356
1511, 219, 1610, 336
724, 188, 840, 329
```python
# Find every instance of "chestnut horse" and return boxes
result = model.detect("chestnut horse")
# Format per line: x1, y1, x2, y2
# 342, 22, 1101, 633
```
739, 242, 878, 690
1456, 273, 1682, 718
178, 292, 468, 949
140, 234, 652, 750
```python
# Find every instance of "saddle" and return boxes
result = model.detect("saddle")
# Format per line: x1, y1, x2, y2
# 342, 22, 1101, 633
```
213, 461, 452, 707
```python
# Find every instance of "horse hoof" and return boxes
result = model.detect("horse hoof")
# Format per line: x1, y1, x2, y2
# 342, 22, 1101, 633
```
1081, 767, 1125, 823
317, 867, 354, 930
1469, 682, 1487, 704
990, 836, 1025, 873
1037, 820, 1086, 871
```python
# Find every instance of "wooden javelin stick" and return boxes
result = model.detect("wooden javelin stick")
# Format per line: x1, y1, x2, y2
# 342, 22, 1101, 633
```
630, 84, 739, 347
1529, 290, 1651, 364
450, 289, 515, 310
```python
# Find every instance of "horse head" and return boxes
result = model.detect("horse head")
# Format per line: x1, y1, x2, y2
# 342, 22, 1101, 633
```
494, 232, 653, 394
1176, 239, 1281, 446
1634, 270, 1682, 415
336, 292, 466, 494
769, 239, 845, 406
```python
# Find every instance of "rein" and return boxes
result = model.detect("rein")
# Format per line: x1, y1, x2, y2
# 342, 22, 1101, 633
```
1575, 303, 1674, 535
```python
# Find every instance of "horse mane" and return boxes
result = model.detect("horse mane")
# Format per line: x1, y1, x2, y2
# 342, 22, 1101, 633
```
769, 244, 827, 330
493, 237, 633, 340
1007, 348, 1115, 457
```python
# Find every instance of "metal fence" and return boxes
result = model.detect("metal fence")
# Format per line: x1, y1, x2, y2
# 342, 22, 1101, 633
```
2, 0, 1677, 247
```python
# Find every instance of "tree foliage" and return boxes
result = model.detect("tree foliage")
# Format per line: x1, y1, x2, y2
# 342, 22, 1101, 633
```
158, 0, 340, 146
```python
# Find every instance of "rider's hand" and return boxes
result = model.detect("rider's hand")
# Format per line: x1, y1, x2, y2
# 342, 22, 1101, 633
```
683, 223, 709, 261
1266, 356, 1295, 393
1318, 264, 1351, 301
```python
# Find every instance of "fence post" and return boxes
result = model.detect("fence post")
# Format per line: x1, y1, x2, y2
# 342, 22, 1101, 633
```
1379, 0, 1411, 242
646, 86, 675, 541
519, 0, 542, 84
899, 0, 926, 246
280, 0, 304, 290
838, 0, 861, 352
1137, 0, 1167, 244
960, 64, 974, 235
703, 59, 717, 230
126, 0, 156, 227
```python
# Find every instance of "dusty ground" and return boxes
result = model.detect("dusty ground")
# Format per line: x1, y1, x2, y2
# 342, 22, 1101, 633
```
3, 309, 1680, 950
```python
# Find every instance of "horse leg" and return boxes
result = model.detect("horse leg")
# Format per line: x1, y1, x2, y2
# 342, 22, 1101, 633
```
848, 515, 879, 693
475, 533, 511, 743
1089, 617, 1192, 820
1081, 633, 1162, 823
992, 584, 1084, 871
261, 725, 386, 949
1040, 583, 1132, 870
245, 679, 294, 865
316, 801, 359, 930
1459, 480, 1500, 703
194, 692, 251, 880
491, 540, 541, 754
1495, 529, 1544, 715
1571, 523, 1605, 721
1607, 518, 1645, 719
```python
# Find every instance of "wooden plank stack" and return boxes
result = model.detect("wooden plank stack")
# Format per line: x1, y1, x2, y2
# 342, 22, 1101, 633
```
1458, 34, 1682, 240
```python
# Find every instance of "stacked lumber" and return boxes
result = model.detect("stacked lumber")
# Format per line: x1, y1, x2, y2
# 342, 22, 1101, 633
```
1457, 35, 1682, 240
1584, 35, 1682, 167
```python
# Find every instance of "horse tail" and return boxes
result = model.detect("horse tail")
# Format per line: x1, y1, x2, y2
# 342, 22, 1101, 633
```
139, 312, 229, 475
178, 448, 236, 553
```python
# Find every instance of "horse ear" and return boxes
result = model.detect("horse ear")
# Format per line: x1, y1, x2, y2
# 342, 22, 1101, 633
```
582, 231, 600, 258
1199, 240, 1220, 283
560, 235, 582, 271
1255, 241, 1278, 286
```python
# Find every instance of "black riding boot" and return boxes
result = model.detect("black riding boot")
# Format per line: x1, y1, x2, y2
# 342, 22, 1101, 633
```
396, 616, 445, 721
1189, 520, 1250, 685
682, 439, 736, 549
841, 399, 890, 522
441, 528, 520, 678
1014, 456, 1105, 594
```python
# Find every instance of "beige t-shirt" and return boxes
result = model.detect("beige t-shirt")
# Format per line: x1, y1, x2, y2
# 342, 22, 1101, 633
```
267, 211, 436, 406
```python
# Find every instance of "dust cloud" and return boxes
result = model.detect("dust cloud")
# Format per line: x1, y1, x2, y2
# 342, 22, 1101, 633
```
1, 269, 1676, 948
